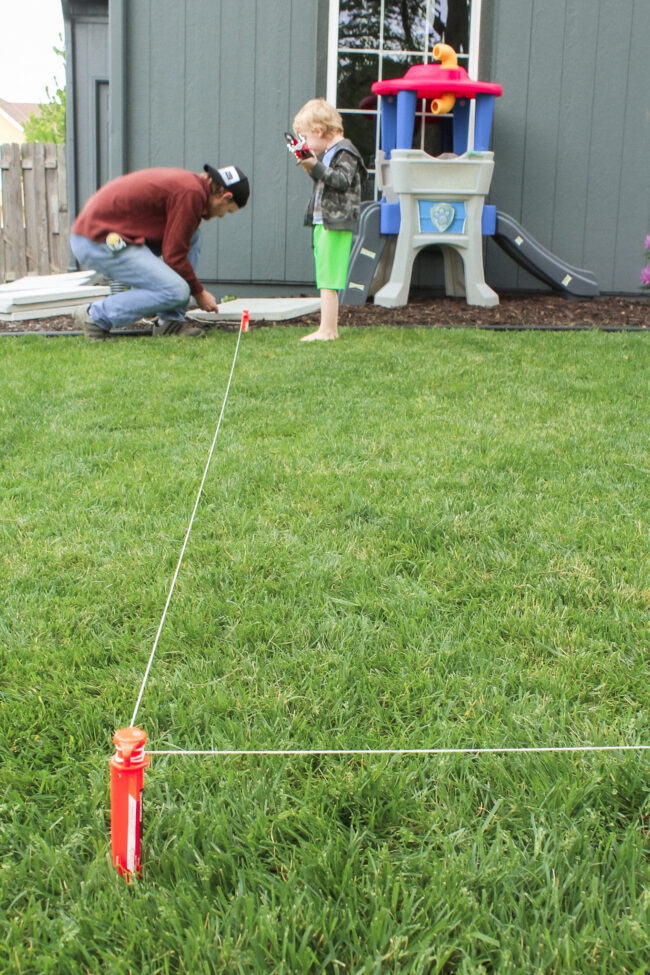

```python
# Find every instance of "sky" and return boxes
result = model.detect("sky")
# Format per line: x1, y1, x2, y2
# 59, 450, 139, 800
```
0, 0, 65, 104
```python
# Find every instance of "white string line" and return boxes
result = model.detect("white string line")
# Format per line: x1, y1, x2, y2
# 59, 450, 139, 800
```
146, 745, 650, 757
130, 323, 245, 728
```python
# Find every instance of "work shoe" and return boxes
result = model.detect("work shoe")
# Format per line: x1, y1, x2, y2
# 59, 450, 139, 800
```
73, 305, 110, 340
152, 317, 207, 337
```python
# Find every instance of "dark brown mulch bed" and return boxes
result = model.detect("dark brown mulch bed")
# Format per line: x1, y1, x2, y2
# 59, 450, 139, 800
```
1, 294, 648, 334
294, 294, 650, 332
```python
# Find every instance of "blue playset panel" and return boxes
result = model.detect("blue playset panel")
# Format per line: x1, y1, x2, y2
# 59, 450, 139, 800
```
482, 204, 496, 236
380, 200, 401, 236
381, 201, 496, 238
418, 201, 467, 234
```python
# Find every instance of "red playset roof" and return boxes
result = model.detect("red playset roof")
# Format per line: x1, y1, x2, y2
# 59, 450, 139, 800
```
372, 63, 502, 99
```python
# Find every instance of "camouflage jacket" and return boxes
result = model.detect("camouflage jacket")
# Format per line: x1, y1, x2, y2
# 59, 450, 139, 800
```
303, 139, 367, 232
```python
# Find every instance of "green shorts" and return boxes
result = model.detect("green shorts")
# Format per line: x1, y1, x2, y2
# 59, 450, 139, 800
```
313, 225, 353, 290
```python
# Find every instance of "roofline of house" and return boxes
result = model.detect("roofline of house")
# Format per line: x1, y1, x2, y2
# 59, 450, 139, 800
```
0, 105, 25, 133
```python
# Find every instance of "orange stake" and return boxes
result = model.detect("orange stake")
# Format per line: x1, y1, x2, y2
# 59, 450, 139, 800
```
110, 727, 150, 879
241, 309, 250, 332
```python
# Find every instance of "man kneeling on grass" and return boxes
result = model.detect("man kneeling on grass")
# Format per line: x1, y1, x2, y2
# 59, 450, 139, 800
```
70, 164, 249, 339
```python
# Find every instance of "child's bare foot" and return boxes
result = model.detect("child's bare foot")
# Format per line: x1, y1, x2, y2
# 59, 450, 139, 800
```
300, 329, 338, 342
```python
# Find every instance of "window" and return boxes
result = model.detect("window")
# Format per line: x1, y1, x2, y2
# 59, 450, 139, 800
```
328, 0, 480, 197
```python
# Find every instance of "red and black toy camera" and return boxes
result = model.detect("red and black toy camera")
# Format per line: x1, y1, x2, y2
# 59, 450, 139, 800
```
285, 132, 313, 161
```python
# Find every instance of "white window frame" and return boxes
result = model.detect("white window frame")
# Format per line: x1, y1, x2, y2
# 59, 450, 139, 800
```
328, 0, 482, 101
327, 0, 483, 184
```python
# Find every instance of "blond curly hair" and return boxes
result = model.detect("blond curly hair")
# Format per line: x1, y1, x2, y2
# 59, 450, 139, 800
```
293, 98, 344, 137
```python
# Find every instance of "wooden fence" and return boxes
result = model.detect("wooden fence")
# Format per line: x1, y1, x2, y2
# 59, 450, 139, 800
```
0, 143, 69, 282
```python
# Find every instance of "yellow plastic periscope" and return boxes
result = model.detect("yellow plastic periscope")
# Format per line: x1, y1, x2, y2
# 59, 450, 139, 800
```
433, 43, 458, 67
430, 43, 457, 115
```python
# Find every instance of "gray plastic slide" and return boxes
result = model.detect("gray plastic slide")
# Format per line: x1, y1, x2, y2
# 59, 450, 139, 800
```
494, 211, 599, 297
342, 204, 599, 305
340, 202, 388, 305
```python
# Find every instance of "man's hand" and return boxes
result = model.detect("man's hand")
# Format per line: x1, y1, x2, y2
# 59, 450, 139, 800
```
195, 289, 220, 313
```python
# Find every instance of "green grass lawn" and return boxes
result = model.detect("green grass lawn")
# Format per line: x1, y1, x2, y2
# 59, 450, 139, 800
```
1, 325, 649, 973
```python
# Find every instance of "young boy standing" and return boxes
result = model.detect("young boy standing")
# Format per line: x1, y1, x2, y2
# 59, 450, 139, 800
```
292, 99, 367, 342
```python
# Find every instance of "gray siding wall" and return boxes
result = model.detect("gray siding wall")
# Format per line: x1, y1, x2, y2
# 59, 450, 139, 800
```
481, 0, 650, 294
65, 2, 109, 220
110, 0, 323, 292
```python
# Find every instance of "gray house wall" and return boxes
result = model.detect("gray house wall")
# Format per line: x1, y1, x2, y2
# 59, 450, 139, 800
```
64, 0, 650, 296
107, 0, 327, 295
481, 0, 650, 294
62, 1, 110, 223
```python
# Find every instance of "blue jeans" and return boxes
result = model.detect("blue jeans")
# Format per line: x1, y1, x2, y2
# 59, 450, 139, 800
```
70, 232, 201, 330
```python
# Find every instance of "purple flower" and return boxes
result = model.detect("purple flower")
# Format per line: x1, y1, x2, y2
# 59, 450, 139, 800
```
641, 264, 650, 287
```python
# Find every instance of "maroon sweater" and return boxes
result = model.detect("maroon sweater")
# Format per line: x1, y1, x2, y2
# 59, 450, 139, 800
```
71, 168, 210, 296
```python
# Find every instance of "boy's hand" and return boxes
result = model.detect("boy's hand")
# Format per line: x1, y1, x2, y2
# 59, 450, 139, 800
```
298, 154, 318, 173
196, 288, 220, 313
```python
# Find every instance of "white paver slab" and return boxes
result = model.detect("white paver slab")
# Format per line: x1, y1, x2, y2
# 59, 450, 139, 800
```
190, 297, 320, 322
0, 271, 110, 320
0, 287, 111, 318
0, 270, 101, 293
0, 286, 110, 310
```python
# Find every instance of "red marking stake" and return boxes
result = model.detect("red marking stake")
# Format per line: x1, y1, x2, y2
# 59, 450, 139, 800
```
110, 727, 150, 879
241, 309, 250, 332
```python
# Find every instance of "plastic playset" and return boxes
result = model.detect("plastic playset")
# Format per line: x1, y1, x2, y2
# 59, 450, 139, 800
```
341, 44, 598, 307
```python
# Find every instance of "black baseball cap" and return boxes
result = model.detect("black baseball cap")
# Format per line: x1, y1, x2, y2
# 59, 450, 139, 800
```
204, 164, 250, 208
